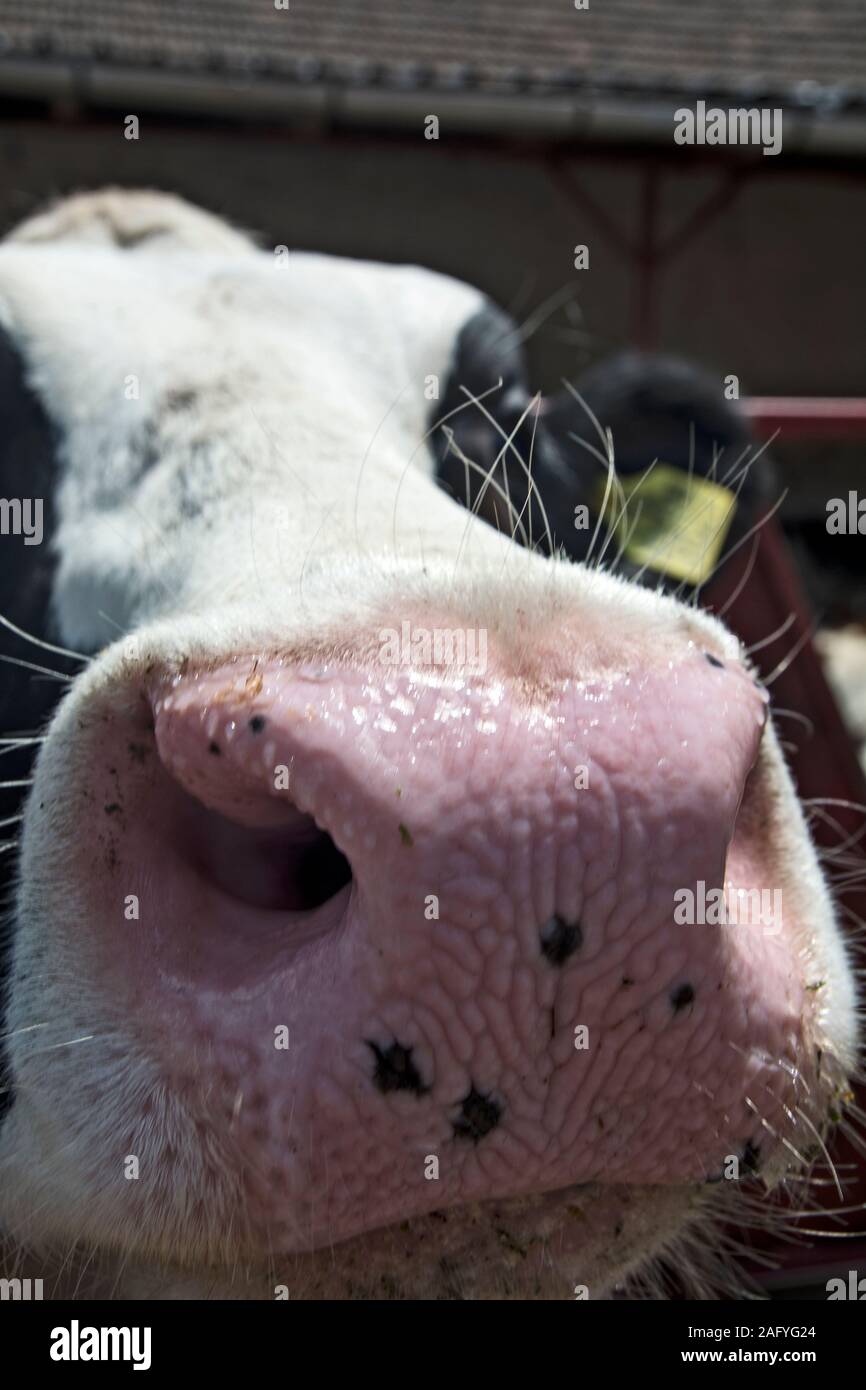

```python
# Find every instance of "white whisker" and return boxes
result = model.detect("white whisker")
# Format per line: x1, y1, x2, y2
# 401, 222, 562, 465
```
0, 611, 89, 663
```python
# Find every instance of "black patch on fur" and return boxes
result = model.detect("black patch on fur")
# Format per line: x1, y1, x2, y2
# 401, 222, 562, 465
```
670, 982, 695, 1013
0, 323, 68, 1122
430, 300, 579, 557
540, 914, 583, 966
452, 1085, 501, 1142
367, 1040, 428, 1096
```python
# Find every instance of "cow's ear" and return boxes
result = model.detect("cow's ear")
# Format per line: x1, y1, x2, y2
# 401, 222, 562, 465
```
433, 314, 771, 587
544, 350, 759, 490
431, 300, 595, 558
542, 351, 773, 588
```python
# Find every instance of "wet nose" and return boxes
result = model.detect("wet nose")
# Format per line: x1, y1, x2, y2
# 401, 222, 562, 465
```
151, 646, 767, 971
137, 631, 826, 1250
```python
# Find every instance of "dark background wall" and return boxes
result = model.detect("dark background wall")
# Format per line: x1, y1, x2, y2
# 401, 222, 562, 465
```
1, 120, 864, 400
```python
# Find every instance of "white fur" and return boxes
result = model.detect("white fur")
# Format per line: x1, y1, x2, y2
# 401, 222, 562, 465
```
0, 199, 486, 652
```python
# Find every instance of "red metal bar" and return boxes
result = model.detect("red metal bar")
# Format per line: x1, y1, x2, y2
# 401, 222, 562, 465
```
743, 397, 866, 437
657, 168, 746, 261
547, 159, 636, 260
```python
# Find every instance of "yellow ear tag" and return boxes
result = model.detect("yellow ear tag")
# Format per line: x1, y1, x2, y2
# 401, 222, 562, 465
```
595, 464, 736, 585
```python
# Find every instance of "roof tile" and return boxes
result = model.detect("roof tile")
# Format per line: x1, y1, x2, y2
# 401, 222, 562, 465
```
0, 0, 862, 104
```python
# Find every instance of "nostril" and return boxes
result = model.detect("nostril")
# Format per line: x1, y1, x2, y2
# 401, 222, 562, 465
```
293, 827, 353, 909
150, 676, 356, 913
175, 783, 353, 912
